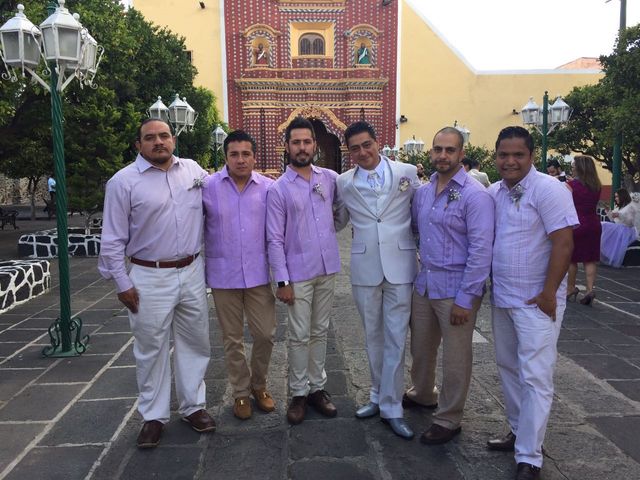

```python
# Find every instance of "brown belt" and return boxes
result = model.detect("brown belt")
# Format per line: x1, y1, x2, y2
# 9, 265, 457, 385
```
129, 253, 199, 269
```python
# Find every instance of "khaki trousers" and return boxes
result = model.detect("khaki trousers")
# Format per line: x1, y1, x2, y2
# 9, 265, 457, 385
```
212, 284, 276, 398
407, 291, 480, 429
287, 274, 336, 397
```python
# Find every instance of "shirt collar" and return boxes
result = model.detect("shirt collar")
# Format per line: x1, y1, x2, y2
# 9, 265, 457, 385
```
220, 165, 260, 186
284, 164, 321, 182
429, 165, 467, 188
135, 153, 179, 173
357, 156, 386, 178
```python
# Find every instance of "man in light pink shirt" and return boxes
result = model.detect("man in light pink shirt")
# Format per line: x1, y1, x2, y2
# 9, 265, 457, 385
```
486, 127, 578, 480
99, 119, 215, 449
266, 117, 341, 425
203, 130, 277, 420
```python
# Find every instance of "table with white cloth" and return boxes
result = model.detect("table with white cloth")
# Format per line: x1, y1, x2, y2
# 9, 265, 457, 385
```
600, 222, 638, 267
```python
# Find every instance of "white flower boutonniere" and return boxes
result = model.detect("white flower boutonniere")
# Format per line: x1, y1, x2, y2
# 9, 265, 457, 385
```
509, 183, 525, 210
313, 183, 325, 200
446, 188, 461, 209
189, 174, 207, 190
399, 177, 411, 192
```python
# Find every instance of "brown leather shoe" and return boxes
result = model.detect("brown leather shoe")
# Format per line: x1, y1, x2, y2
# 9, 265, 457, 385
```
287, 396, 307, 425
308, 389, 338, 417
419, 423, 461, 445
402, 393, 438, 410
487, 431, 516, 451
233, 397, 252, 420
182, 409, 216, 433
515, 462, 541, 480
137, 420, 163, 448
251, 388, 276, 413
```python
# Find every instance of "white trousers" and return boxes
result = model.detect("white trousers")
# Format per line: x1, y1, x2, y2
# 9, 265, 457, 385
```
492, 306, 564, 468
128, 255, 210, 423
352, 280, 412, 419
287, 274, 336, 397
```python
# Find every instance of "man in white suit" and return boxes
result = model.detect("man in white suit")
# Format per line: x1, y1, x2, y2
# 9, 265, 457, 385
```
335, 121, 420, 439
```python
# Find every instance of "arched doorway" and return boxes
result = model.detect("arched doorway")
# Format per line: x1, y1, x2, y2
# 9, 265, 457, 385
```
309, 118, 342, 173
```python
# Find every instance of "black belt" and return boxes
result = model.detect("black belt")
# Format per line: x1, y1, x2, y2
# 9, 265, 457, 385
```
130, 253, 199, 269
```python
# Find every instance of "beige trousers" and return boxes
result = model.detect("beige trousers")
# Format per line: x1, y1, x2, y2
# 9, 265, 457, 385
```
407, 291, 480, 429
287, 274, 336, 397
212, 284, 276, 398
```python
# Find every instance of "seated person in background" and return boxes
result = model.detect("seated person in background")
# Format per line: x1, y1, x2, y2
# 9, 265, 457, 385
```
546, 159, 567, 182
601, 190, 640, 268
461, 157, 491, 187
608, 188, 632, 223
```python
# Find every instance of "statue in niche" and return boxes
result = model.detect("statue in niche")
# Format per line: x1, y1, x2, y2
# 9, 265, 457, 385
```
356, 42, 371, 65
253, 42, 269, 66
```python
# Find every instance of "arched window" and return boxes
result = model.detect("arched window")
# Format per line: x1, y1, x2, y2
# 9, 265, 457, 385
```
299, 33, 325, 56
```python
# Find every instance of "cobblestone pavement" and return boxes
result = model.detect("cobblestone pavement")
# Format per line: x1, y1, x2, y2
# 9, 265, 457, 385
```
0, 228, 639, 479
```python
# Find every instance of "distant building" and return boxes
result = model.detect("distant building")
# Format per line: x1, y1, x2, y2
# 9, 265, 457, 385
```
556, 57, 603, 70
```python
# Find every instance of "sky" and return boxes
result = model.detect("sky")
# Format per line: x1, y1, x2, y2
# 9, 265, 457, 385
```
409, 0, 640, 70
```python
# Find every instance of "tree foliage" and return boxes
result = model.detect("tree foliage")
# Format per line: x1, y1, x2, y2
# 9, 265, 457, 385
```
0, 0, 222, 214
548, 24, 640, 189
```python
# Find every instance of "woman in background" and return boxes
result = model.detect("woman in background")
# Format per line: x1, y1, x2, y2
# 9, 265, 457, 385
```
608, 188, 632, 222
566, 156, 602, 305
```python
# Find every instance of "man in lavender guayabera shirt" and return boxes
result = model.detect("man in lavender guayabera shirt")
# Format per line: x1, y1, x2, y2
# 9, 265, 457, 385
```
203, 130, 277, 421
266, 117, 341, 425
406, 127, 494, 446
486, 127, 577, 480
98, 119, 215, 449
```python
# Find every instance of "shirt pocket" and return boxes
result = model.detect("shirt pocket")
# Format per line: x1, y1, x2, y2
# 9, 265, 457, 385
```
398, 239, 416, 251
351, 241, 366, 254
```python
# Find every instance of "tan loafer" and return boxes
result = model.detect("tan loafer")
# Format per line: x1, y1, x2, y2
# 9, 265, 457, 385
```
251, 388, 276, 413
233, 397, 252, 420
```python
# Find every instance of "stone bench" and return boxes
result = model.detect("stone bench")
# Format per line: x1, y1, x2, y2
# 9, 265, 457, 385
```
18, 227, 101, 258
0, 207, 19, 230
0, 260, 50, 313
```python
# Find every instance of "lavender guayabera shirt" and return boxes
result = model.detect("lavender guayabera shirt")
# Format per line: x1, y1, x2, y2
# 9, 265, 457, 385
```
203, 168, 274, 289
98, 154, 207, 293
266, 165, 340, 283
412, 168, 495, 309
488, 167, 579, 308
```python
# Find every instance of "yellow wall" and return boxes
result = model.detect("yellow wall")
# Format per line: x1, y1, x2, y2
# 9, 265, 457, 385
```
132, 0, 225, 116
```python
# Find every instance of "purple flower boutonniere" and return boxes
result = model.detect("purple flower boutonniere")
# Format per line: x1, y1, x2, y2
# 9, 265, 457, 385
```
189, 174, 207, 190
399, 177, 410, 192
509, 183, 525, 210
313, 183, 325, 200
446, 188, 461, 209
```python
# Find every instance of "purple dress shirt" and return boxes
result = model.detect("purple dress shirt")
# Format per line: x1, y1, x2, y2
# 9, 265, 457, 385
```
266, 165, 340, 283
203, 167, 274, 289
489, 166, 579, 308
98, 154, 207, 293
412, 167, 495, 309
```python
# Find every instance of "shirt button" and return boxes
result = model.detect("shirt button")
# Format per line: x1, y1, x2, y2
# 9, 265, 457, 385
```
377, 219, 381, 223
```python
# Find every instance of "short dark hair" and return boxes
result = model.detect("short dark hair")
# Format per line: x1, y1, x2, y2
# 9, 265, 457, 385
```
136, 118, 174, 141
285, 117, 316, 143
432, 126, 464, 149
344, 121, 377, 146
461, 157, 478, 169
495, 126, 534, 154
223, 130, 256, 156
547, 159, 561, 169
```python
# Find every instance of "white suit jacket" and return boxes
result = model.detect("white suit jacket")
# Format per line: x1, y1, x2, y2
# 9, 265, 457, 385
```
336, 158, 420, 286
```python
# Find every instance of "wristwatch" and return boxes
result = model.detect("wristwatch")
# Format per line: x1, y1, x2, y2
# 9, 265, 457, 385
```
277, 280, 290, 288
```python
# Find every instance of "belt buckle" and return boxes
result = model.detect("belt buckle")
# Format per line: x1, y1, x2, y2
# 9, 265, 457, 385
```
155, 260, 161, 268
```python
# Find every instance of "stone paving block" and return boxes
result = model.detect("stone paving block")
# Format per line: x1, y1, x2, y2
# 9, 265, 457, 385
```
569, 354, 640, 380
82, 366, 138, 399
0, 313, 32, 324
75, 309, 122, 325
92, 298, 128, 310
1, 345, 53, 368
0, 367, 43, 401
203, 379, 228, 408
557, 340, 605, 355
112, 344, 136, 367
607, 380, 640, 402
0, 423, 46, 474
41, 397, 135, 445
201, 430, 287, 478
4, 445, 103, 480
290, 418, 367, 460
0, 342, 28, 357
324, 352, 346, 370
324, 370, 347, 395
570, 328, 640, 346
612, 324, 640, 337
561, 315, 602, 329
202, 358, 227, 380
605, 344, 640, 359
558, 328, 580, 341
9, 316, 61, 329
84, 333, 132, 354
590, 415, 640, 464
119, 445, 202, 480
0, 328, 47, 342
0, 384, 84, 421
97, 316, 132, 334
35, 354, 110, 383
290, 459, 374, 480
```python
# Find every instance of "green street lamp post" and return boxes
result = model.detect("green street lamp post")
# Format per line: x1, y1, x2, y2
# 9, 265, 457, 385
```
609, 0, 627, 205
0, 0, 103, 357
210, 125, 227, 171
521, 92, 571, 172
148, 94, 197, 157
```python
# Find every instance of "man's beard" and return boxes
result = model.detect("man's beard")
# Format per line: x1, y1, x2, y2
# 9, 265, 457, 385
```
289, 154, 313, 168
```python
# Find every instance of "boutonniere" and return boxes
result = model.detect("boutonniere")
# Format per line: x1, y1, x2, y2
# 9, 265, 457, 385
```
189, 174, 207, 190
313, 183, 325, 199
509, 183, 525, 210
446, 188, 461, 209
399, 177, 410, 192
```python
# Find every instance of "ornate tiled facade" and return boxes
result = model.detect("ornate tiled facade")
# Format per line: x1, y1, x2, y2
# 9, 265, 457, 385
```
225, 0, 397, 172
